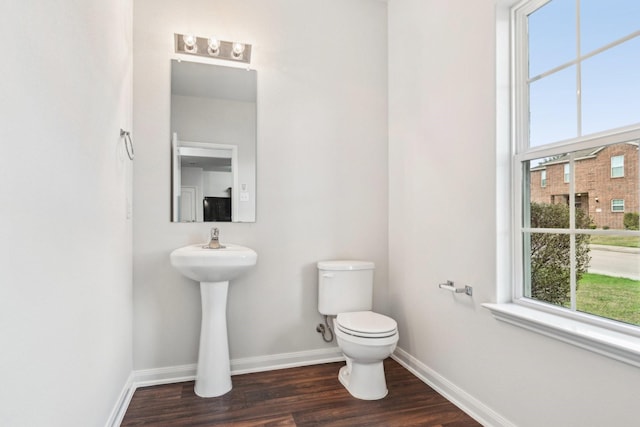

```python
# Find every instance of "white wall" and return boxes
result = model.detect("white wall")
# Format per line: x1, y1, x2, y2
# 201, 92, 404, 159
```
0, 1, 133, 426
171, 95, 256, 147
133, 0, 388, 370
204, 171, 234, 197
388, 1, 639, 426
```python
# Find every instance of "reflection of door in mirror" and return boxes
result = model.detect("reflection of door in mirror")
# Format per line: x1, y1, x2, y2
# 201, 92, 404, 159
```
170, 60, 257, 223
180, 187, 197, 222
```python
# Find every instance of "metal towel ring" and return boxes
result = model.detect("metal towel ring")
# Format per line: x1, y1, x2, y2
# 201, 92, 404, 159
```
120, 129, 135, 160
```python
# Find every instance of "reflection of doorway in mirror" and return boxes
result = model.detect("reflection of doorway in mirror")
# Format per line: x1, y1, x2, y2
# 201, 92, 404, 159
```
172, 134, 238, 223
180, 186, 197, 222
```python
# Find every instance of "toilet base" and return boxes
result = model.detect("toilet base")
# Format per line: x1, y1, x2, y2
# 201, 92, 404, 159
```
338, 359, 388, 400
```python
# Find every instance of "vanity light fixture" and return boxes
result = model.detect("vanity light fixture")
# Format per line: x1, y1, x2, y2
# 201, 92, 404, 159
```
175, 33, 252, 64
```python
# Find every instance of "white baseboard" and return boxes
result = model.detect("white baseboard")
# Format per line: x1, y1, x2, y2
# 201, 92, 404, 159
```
133, 362, 198, 388
231, 346, 344, 375
132, 346, 344, 387
107, 347, 343, 427
391, 347, 515, 427
105, 371, 135, 427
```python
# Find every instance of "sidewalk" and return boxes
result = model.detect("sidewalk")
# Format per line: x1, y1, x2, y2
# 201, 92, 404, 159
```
588, 244, 640, 280
589, 244, 640, 254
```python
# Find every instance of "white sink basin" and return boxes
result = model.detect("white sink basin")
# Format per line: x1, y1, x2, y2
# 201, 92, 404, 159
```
169, 242, 257, 398
170, 243, 257, 283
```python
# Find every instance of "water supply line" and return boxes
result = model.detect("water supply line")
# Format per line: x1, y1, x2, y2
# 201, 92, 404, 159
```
316, 315, 334, 343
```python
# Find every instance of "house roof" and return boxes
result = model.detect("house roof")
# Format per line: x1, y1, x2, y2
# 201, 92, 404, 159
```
530, 141, 638, 171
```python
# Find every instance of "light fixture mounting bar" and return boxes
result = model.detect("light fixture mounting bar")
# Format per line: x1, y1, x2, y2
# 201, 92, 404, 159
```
174, 33, 252, 64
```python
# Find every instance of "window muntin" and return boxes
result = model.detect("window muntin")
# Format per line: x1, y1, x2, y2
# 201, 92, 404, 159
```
514, 0, 640, 329
611, 199, 625, 212
611, 155, 624, 178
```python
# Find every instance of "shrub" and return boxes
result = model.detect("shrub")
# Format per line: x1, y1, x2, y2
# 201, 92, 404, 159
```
623, 212, 639, 230
529, 203, 591, 306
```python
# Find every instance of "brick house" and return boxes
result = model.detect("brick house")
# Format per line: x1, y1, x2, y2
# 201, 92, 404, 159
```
529, 142, 639, 230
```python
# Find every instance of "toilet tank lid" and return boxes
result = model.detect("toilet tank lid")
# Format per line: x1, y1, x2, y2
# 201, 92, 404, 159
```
317, 260, 375, 271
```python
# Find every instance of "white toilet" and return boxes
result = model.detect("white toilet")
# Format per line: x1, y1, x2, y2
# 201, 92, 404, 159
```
317, 260, 399, 400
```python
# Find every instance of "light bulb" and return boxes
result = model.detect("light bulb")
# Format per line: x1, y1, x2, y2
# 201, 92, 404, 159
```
232, 42, 245, 58
207, 37, 220, 55
183, 34, 197, 47
182, 34, 197, 53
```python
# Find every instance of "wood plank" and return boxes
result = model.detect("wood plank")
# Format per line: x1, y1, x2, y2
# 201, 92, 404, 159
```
121, 359, 480, 426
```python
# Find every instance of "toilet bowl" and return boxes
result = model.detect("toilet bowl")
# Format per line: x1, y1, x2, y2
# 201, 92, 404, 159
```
334, 311, 399, 400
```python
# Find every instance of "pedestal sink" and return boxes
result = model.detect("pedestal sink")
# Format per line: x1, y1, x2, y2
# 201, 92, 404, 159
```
170, 243, 257, 397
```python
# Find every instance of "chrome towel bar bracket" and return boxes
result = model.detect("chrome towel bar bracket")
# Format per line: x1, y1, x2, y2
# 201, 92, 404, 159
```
438, 280, 473, 296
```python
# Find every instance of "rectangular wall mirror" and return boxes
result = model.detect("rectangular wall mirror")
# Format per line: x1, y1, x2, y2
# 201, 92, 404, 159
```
171, 60, 257, 222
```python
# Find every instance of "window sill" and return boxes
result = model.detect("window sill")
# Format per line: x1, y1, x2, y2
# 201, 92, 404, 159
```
483, 303, 640, 368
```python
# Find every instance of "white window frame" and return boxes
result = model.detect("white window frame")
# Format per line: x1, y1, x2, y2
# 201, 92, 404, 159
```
611, 155, 625, 178
485, 0, 640, 368
611, 199, 625, 212
540, 169, 547, 187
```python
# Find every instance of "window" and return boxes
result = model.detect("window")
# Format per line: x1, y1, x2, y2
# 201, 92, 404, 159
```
541, 169, 547, 187
511, 0, 640, 331
611, 155, 624, 178
612, 199, 625, 212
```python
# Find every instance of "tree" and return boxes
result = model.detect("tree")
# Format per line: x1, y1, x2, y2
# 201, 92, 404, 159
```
529, 202, 591, 305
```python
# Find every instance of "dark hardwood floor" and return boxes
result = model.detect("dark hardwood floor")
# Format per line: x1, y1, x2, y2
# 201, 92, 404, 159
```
121, 358, 480, 426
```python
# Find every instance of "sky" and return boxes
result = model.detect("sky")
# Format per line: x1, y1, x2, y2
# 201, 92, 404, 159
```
527, 0, 640, 147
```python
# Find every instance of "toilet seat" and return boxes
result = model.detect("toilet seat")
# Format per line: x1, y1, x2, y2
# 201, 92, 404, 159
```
336, 311, 397, 338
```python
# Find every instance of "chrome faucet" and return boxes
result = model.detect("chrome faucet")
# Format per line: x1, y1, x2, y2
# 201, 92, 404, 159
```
208, 227, 225, 249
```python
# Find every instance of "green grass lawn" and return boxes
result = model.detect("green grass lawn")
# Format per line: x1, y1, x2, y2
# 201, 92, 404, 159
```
589, 235, 640, 248
577, 273, 640, 325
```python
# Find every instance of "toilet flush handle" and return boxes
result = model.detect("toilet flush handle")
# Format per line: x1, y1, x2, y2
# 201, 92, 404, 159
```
322, 273, 335, 278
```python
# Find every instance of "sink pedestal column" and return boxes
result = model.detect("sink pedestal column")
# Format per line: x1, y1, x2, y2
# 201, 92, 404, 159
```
195, 280, 231, 397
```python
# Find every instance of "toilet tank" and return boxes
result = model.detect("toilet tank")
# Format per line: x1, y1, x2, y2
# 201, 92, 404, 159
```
317, 260, 375, 315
